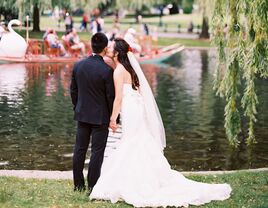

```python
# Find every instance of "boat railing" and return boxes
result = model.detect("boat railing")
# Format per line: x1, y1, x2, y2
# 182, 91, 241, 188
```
137, 35, 159, 55
25, 39, 61, 59
26, 39, 43, 55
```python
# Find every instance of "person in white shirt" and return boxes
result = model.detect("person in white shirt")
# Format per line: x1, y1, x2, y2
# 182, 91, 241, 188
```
45, 29, 66, 55
68, 28, 86, 56
124, 28, 141, 53
92, 17, 104, 35
64, 12, 72, 31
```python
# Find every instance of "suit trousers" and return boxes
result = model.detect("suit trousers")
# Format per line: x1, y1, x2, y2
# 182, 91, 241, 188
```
73, 121, 109, 189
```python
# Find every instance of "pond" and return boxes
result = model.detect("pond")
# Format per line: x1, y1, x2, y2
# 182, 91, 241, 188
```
0, 49, 267, 171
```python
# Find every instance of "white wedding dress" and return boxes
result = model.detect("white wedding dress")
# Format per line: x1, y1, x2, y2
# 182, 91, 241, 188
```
90, 83, 232, 207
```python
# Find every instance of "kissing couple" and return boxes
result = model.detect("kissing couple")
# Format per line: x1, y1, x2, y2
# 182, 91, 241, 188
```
70, 32, 232, 207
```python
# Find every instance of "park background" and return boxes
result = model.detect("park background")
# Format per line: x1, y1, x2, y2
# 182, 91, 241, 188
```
0, 0, 267, 207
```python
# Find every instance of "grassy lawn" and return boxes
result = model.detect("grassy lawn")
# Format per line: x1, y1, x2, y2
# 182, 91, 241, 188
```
40, 14, 202, 30
16, 29, 211, 48
158, 37, 210, 47
0, 171, 267, 208
16, 13, 209, 48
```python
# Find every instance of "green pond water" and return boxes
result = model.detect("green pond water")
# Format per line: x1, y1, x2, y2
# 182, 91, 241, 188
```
0, 49, 267, 171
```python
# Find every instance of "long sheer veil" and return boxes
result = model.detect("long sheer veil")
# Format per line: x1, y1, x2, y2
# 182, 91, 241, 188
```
127, 52, 166, 150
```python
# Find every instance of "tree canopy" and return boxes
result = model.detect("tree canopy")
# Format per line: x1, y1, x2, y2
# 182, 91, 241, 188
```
0, 0, 18, 20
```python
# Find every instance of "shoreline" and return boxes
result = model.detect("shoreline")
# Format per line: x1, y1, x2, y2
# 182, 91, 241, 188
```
0, 167, 267, 180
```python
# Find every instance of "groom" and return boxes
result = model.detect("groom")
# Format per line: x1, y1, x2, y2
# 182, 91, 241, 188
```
70, 32, 115, 192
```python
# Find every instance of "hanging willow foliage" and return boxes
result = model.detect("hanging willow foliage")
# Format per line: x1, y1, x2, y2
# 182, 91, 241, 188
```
211, 0, 268, 147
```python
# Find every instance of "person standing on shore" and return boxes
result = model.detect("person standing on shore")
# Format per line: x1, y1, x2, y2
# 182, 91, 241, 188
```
70, 33, 115, 192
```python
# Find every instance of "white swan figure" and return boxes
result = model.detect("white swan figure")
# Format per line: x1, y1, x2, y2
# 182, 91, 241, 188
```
0, 19, 27, 58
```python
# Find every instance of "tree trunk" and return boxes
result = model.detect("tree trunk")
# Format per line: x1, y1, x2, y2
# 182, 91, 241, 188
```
32, 3, 40, 32
199, 16, 209, 39
135, 9, 141, 23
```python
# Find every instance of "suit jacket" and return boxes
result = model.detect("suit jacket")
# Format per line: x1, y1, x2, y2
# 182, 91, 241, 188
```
70, 54, 115, 125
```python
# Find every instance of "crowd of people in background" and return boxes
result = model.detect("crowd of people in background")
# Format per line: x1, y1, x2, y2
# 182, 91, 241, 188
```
0, 6, 196, 58
42, 4, 222, 59
43, 8, 107, 57
52, 8, 105, 34
43, 8, 148, 58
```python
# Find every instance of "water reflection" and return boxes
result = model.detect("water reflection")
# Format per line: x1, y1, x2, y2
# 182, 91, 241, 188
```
0, 64, 26, 101
0, 63, 75, 170
158, 49, 268, 171
0, 50, 267, 171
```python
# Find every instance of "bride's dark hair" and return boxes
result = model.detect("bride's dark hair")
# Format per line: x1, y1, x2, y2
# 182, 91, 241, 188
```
114, 38, 140, 90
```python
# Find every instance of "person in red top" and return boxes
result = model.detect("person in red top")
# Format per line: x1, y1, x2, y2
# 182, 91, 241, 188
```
80, 13, 89, 32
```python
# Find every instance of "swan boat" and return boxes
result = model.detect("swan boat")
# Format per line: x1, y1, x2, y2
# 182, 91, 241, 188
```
0, 20, 184, 64
0, 20, 27, 58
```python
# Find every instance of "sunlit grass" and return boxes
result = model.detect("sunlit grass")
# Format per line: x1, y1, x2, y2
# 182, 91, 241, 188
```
158, 37, 210, 47
40, 13, 202, 30
0, 170, 267, 207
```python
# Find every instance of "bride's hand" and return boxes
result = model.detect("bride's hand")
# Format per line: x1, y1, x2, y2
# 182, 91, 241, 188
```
109, 119, 117, 133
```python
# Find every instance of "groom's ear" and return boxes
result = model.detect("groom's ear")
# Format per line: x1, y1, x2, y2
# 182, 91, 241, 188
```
103, 46, 108, 54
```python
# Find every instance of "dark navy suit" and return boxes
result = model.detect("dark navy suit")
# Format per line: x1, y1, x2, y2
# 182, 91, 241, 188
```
70, 54, 115, 189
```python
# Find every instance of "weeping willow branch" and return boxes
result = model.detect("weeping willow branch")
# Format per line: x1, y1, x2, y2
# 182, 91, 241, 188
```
211, 0, 226, 96
211, 0, 268, 147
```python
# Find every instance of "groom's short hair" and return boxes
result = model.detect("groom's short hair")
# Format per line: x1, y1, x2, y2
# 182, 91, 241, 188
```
91, 32, 108, 54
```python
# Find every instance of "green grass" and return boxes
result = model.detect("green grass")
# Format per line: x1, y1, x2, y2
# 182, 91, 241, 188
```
38, 14, 201, 34
16, 29, 211, 48
158, 37, 211, 47
40, 14, 202, 30
17, 13, 209, 48
0, 171, 267, 208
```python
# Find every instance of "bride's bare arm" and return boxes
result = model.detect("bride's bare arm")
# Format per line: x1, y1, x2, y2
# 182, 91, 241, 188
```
110, 66, 124, 123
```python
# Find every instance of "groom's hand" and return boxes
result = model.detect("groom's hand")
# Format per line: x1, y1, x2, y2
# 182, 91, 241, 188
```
109, 120, 117, 133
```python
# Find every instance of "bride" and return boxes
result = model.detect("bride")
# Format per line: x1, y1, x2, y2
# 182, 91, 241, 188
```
90, 38, 232, 207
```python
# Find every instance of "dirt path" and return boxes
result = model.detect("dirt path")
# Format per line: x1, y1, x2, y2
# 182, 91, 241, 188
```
0, 168, 267, 180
